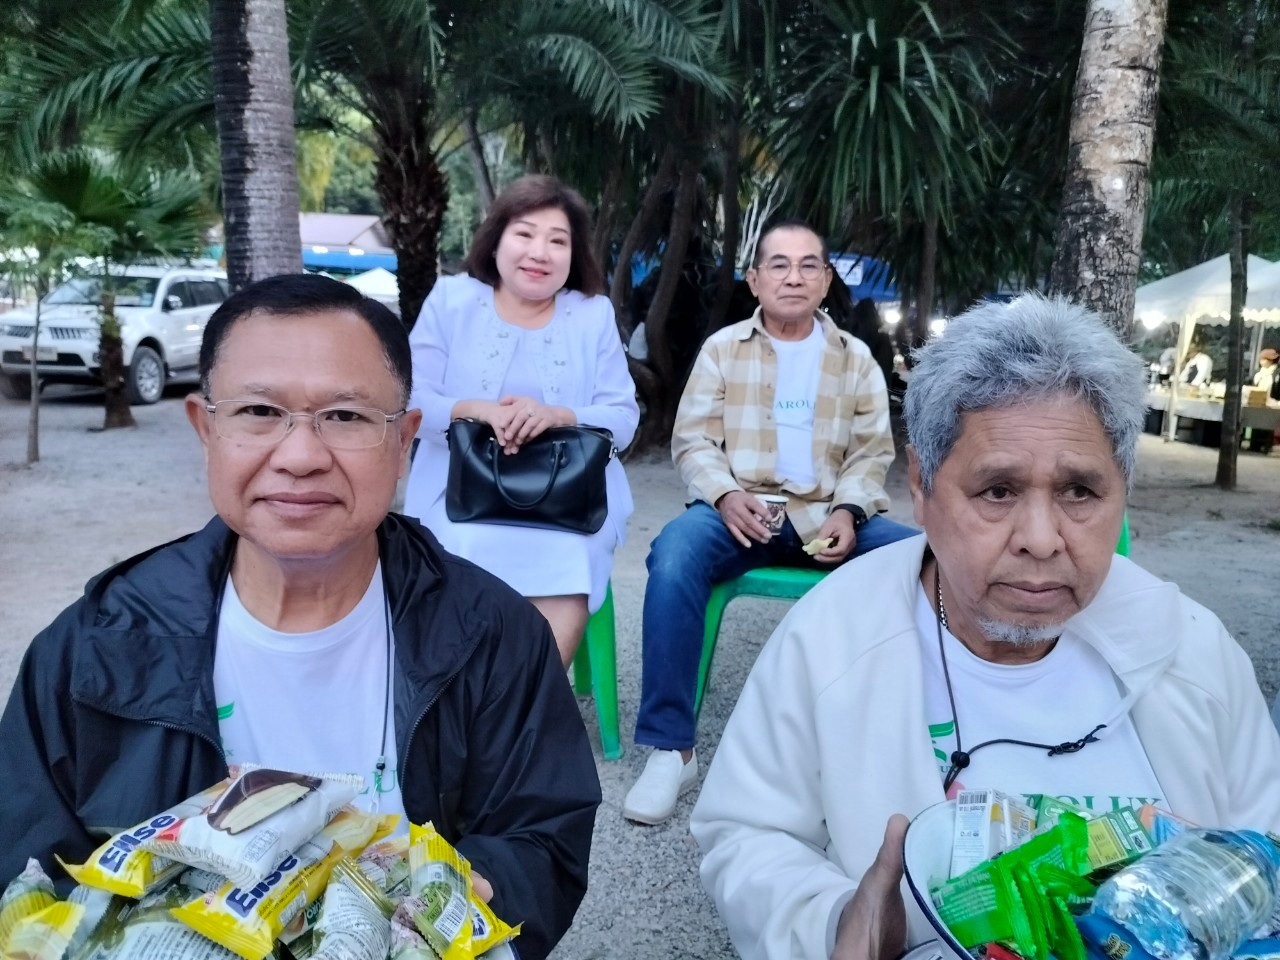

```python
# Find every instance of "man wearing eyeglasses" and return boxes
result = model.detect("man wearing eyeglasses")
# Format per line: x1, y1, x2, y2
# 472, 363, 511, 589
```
0, 274, 599, 960
624, 219, 918, 825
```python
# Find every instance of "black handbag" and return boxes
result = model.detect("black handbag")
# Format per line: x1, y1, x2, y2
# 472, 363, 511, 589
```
444, 418, 615, 534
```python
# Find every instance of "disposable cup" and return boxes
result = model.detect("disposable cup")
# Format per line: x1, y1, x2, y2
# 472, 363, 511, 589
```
758, 494, 788, 534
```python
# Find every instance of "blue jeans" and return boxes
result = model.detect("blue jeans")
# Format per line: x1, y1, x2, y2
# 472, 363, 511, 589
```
635, 502, 919, 750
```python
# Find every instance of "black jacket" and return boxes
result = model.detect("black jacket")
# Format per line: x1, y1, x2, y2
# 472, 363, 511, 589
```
0, 514, 601, 960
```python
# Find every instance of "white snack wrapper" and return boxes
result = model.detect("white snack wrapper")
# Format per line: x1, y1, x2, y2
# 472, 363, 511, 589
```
139, 765, 362, 889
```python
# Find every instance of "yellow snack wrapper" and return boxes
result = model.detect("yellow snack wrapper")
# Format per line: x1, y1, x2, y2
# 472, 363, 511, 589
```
469, 893, 520, 957
405, 822, 521, 959
307, 858, 394, 960
4, 900, 86, 960
0, 858, 57, 951
354, 834, 410, 897
406, 825, 473, 960
143, 766, 362, 889
170, 807, 390, 960
59, 778, 231, 897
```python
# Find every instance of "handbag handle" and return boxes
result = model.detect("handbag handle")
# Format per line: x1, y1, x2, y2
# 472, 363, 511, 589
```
490, 438, 567, 509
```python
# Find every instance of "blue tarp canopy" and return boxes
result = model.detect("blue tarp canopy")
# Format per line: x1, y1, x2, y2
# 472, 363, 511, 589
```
302, 248, 398, 274
829, 253, 898, 302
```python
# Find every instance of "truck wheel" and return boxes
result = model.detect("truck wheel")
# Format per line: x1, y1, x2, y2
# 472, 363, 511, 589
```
126, 345, 165, 404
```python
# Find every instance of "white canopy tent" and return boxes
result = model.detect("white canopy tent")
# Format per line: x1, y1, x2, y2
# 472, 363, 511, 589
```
1134, 255, 1280, 441
344, 267, 400, 313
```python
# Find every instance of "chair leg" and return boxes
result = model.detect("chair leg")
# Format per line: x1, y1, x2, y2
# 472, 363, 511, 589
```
695, 584, 733, 717
586, 583, 622, 760
572, 630, 592, 696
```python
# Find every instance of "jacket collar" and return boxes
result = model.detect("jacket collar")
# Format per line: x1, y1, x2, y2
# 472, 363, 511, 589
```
69, 514, 459, 736
871, 532, 1181, 696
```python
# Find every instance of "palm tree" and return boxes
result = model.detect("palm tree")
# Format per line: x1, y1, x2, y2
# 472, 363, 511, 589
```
1049, 0, 1170, 340
768, 0, 997, 343
210, 0, 302, 287
12, 150, 211, 429
0, 0, 726, 324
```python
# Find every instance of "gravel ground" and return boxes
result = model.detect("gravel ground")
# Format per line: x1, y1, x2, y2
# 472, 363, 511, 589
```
2, 388, 1278, 959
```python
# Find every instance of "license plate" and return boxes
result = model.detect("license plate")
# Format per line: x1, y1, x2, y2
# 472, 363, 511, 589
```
21, 344, 57, 362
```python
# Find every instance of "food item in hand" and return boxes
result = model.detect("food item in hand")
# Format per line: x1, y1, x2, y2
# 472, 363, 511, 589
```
355, 835, 410, 898
170, 808, 392, 960
0, 858, 58, 951
802, 537, 834, 556
206, 769, 323, 835
74, 881, 243, 960
306, 858, 394, 960
3, 900, 86, 960
142, 766, 362, 889
405, 826, 473, 960
60, 779, 232, 897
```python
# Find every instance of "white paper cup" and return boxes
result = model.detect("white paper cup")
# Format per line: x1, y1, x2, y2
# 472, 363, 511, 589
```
903, 800, 972, 960
758, 494, 788, 534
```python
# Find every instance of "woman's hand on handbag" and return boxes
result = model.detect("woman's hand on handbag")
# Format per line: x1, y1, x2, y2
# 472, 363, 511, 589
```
498, 395, 575, 452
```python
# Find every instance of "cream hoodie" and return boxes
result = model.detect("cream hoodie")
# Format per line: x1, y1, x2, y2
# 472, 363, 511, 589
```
690, 534, 1280, 960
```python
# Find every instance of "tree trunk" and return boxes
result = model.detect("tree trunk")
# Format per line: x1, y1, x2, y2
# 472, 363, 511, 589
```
376, 134, 448, 328
636, 156, 699, 449
915, 195, 938, 345
593, 157, 626, 275
707, 108, 743, 335
1048, 0, 1168, 340
1215, 197, 1248, 489
99, 291, 136, 430
609, 146, 677, 339
463, 112, 495, 216
210, 0, 303, 290
26, 294, 41, 463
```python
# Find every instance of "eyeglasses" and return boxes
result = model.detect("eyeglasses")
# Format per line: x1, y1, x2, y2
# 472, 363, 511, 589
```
203, 400, 406, 450
760, 258, 828, 282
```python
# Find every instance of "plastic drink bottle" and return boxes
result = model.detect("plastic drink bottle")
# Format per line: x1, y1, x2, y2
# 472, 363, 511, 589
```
1090, 829, 1280, 960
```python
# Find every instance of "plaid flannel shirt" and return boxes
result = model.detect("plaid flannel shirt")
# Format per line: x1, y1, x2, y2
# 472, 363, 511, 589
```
671, 308, 895, 542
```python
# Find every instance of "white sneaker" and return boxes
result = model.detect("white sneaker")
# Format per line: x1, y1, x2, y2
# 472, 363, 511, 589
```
623, 749, 699, 824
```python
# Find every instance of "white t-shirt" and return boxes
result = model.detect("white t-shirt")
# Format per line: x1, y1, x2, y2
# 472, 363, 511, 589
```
770, 324, 825, 487
914, 585, 1163, 814
213, 564, 406, 826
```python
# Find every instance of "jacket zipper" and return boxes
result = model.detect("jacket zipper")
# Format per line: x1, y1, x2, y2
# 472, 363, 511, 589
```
141, 716, 227, 766
399, 670, 459, 784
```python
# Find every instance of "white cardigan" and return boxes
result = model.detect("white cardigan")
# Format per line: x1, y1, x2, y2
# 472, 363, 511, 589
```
403, 274, 639, 543
690, 534, 1280, 960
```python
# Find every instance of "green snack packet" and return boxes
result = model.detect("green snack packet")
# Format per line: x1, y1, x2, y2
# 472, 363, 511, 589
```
934, 814, 1092, 954
1033, 796, 1095, 831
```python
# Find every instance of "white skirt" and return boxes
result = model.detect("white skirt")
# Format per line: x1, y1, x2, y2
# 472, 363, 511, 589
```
410, 490, 619, 614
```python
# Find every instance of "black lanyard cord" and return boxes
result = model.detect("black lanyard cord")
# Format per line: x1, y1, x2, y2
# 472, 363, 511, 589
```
933, 565, 1107, 794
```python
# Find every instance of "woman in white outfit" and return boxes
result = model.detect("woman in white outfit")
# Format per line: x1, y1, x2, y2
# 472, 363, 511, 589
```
403, 175, 639, 666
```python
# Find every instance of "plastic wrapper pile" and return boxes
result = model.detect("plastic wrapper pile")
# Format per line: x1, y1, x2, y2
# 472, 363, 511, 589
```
0, 765, 519, 960
918, 789, 1280, 960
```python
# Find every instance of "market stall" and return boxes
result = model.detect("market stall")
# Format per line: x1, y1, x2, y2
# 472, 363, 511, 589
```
1134, 256, 1280, 447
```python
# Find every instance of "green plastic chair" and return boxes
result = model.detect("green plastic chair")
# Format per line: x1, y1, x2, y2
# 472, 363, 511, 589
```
572, 582, 622, 760
694, 566, 829, 716
1116, 512, 1131, 557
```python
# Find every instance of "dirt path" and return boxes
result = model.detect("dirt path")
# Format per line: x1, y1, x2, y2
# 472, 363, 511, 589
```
1, 389, 1278, 959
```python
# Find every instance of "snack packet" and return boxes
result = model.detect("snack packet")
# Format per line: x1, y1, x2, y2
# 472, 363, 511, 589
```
405, 825, 473, 960
469, 892, 520, 956
142, 766, 362, 889
950, 790, 1037, 877
60, 778, 231, 897
305, 858, 394, 960
170, 808, 394, 960
1032, 795, 1094, 832
65, 884, 123, 956
73, 881, 245, 960
0, 858, 58, 951
1084, 808, 1153, 877
355, 834, 410, 898
4, 900, 86, 960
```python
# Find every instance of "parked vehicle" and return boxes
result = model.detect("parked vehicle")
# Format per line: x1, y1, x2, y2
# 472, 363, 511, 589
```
0, 265, 228, 403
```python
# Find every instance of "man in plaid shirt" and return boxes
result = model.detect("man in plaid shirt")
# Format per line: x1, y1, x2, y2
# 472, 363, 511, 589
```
623, 220, 919, 824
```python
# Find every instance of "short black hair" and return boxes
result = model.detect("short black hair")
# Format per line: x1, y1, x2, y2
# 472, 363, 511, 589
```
199, 273, 412, 404
752, 218, 829, 266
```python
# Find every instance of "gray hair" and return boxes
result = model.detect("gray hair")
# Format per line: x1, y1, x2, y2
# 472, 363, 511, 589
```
905, 293, 1146, 493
